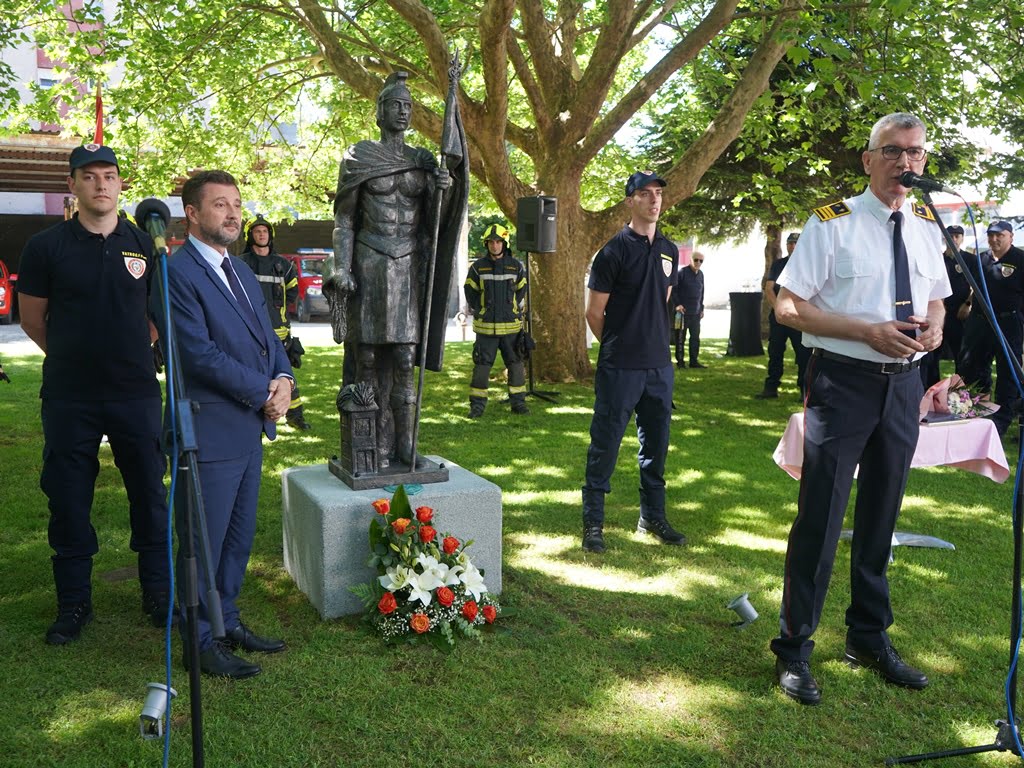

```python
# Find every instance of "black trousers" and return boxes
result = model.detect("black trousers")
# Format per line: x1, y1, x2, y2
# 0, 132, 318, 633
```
763, 313, 809, 394
958, 310, 1022, 435
676, 314, 701, 365
40, 397, 170, 605
770, 356, 921, 661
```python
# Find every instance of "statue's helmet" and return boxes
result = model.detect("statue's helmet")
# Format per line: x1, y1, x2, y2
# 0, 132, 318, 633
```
376, 71, 412, 127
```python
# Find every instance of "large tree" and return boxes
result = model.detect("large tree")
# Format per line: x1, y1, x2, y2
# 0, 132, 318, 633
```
4, 0, 808, 380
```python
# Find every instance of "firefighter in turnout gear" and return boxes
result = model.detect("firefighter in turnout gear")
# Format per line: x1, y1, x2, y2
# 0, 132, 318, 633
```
464, 223, 529, 417
239, 216, 311, 429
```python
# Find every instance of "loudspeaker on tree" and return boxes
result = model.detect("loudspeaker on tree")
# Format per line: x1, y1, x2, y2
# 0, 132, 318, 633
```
516, 196, 557, 253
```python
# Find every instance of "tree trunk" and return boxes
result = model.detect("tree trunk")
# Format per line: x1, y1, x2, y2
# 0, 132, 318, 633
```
760, 224, 783, 336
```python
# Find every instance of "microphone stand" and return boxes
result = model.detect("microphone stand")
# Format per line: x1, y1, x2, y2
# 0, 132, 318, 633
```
152, 240, 226, 768
887, 192, 1024, 765
521, 249, 559, 403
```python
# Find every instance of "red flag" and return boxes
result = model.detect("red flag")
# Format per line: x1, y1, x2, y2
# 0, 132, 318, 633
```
93, 83, 103, 145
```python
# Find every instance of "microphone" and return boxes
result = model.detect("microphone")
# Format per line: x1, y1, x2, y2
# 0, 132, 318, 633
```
134, 198, 172, 255
899, 171, 958, 195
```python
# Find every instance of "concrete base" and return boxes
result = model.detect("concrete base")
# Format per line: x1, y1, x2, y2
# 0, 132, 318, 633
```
282, 456, 502, 619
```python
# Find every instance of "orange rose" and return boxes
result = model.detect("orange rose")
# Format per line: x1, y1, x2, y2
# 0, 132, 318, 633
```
415, 506, 434, 523
462, 600, 478, 622
372, 498, 390, 515
391, 517, 412, 535
409, 613, 430, 634
482, 604, 497, 624
418, 525, 436, 543
378, 592, 397, 614
436, 586, 455, 607
442, 536, 459, 555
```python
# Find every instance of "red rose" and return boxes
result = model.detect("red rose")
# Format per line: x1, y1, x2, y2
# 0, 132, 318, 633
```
462, 600, 478, 622
378, 592, 397, 615
372, 498, 390, 515
415, 505, 434, 523
418, 525, 436, 543
482, 604, 497, 624
391, 517, 412, 535
442, 536, 460, 555
436, 586, 455, 607
410, 613, 430, 634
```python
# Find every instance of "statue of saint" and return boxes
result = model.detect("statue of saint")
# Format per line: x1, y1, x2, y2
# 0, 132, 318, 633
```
325, 71, 466, 469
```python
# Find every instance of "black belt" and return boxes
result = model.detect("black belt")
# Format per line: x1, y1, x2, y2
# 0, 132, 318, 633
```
811, 348, 922, 374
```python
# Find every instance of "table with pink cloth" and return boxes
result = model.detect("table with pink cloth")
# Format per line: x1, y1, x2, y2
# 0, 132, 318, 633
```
773, 412, 1010, 550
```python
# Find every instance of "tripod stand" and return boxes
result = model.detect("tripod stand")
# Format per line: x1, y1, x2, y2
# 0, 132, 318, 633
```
521, 250, 559, 403
146, 210, 225, 768
887, 197, 1024, 765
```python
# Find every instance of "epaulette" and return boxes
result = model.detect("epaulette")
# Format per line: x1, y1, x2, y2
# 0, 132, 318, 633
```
812, 201, 851, 222
912, 204, 935, 222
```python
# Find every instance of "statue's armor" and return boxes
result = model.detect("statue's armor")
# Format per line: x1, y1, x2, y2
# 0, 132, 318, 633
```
351, 166, 428, 346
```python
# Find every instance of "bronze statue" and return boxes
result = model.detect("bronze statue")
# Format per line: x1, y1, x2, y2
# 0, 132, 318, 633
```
325, 69, 468, 473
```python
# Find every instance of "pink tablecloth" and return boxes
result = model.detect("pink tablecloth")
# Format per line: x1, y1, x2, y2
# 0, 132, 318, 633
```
773, 412, 1010, 484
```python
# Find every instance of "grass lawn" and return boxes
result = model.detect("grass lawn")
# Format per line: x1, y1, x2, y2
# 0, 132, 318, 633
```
1, 339, 1021, 767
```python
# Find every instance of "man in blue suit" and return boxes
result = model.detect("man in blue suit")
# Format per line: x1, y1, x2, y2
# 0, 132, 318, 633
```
162, 170, 292, 679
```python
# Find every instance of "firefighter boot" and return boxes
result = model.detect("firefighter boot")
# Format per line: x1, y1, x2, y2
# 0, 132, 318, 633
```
286, 404, 312, 430
468, 396, 487, 419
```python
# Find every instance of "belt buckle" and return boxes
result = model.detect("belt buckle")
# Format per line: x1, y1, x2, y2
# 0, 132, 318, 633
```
879, 361, 902, 375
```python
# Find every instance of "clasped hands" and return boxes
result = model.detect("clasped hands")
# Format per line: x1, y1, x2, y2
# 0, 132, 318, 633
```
866, 315, 942, 358
264, 377, 292, 421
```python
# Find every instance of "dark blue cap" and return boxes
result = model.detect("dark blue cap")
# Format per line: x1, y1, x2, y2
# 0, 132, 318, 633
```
946, 225, 964, 235
987, 220, 1013, 234
69, 143, 119, 172
625, 170, 666, 197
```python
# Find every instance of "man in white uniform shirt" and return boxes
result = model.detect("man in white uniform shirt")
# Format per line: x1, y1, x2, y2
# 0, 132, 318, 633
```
769, 113, 950, 705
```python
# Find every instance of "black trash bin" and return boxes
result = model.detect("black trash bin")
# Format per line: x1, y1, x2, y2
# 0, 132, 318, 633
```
727, 291, 764, 356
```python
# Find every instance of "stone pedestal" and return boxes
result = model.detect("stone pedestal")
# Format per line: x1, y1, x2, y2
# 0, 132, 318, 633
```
282, 457, 502, 619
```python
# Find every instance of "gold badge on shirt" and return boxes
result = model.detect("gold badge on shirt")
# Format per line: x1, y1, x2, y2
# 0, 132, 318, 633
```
1001, 263, 1016, 279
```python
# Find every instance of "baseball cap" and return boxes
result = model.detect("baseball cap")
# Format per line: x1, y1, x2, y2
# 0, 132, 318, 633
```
625, 170, 666, 197
786, 232, 800, 244
987, 220, 1013, 234
946, 225, 964, 236
69, 143, 119, 172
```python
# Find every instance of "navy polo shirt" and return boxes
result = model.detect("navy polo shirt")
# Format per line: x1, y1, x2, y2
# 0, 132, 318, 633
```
18, 215, 160, 401
942, 252, 971, 312
589, 225, 678, 369
966, 246, 1024, 314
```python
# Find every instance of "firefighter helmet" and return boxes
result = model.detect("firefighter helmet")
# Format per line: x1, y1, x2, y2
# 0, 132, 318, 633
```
245, 216, 275, 249
482, 223, 510, 247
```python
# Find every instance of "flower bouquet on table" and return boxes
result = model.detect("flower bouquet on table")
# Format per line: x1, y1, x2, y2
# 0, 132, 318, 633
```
349, 485, 501, 649
919, 374, 999, 423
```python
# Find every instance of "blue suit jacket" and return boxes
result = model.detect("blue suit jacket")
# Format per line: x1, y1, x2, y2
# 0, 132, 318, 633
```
162, 239, 292, 462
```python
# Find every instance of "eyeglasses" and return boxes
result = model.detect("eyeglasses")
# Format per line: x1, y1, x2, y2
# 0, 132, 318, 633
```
691, 259, 703, 263
869, 145, 928, 161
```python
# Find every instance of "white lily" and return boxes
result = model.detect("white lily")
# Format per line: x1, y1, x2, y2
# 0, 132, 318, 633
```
416, 551, 463, 586
459, 563, 488, 601
378, 563, 412, 592
407, 567, 444, 606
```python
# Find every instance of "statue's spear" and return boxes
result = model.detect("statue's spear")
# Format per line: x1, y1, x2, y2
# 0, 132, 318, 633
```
410, 49, 464, 471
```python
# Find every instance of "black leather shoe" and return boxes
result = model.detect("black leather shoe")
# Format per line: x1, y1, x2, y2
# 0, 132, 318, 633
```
776, 658, 821, 705
637, 517, 687, 546
224, 622, 286, 654
754, 388, 779, 399
689, 362, 707, 369
142, 591, 179, 628
845, 643, 929, 689
676, 361, 686, 369
582, 526, 606, 553
184, 641, 262, 679
46, 602, 94, 645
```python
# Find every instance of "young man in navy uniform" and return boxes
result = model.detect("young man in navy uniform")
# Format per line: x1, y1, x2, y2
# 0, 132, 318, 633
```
770, 113, 949, 704
581, 170, 687, 553
18, 144, 172, 644
920, 224, 973, 388
957, 220, 1024, 436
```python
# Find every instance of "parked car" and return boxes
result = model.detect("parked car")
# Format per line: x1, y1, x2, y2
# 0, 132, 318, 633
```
284, 249, 330, 322
0, 260, 16, 325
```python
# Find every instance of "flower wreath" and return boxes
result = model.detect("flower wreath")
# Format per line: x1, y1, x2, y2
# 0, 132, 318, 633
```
349, 485, 501, 649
